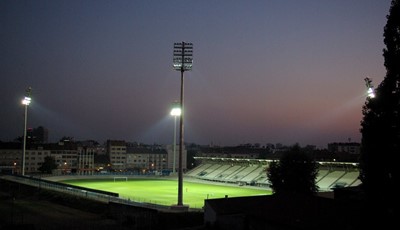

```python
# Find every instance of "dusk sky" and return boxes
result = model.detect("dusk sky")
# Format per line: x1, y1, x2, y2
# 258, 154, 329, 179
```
1, 0, 391, 148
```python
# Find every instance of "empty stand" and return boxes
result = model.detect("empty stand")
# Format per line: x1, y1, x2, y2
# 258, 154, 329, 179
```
186, 158, 360, 191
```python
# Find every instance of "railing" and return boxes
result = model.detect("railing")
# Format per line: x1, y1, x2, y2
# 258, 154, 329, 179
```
0, 174, 202, 212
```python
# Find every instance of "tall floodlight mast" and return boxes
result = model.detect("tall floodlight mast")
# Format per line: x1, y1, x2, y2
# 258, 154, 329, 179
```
173, 42, 193, 208
21, 87, 32, 176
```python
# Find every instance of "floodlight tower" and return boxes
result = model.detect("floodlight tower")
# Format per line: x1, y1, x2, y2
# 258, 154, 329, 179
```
21, 87, 32, 176
364, 77, 376, 98
173, 42, 193, 207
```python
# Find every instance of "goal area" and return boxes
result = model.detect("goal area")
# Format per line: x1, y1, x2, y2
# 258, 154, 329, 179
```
113, 176, 128, 182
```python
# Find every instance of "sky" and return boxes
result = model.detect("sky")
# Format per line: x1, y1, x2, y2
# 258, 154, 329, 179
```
0, 0, 392, 148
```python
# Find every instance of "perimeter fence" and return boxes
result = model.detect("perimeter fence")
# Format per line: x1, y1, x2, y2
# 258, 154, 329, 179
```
0, 174, 200, 212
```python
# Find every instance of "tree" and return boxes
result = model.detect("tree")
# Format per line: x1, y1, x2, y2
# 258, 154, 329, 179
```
359, 0, 400, 203
267, 144, 319, 195
38, 156, 58, 174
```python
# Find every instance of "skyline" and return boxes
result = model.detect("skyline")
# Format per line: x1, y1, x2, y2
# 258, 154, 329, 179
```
1, 1, 391, 148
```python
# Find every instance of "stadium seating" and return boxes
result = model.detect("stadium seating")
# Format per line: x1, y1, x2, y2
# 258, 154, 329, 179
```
186, 160, 360, 191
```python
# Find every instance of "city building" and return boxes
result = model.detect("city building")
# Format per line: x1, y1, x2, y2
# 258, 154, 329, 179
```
106, 140, 127, 171
327, 142, 361, 155
27, 126, 49, 143
0, 141, 100, 174
77, 146, 95, 175
126, 144, 168, 174
165, 144, 187, 173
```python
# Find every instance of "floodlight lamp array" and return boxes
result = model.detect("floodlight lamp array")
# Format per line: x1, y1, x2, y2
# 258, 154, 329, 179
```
22, 96, 31, 105
173, 42, 193, 71
170, 107, 182, 116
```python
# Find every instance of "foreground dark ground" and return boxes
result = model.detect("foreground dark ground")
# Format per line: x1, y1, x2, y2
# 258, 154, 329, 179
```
0, 179, 204, 230
2, 177, 398, 230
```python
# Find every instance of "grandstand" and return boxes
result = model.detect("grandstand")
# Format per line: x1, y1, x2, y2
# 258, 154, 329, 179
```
187, 157, 361, 191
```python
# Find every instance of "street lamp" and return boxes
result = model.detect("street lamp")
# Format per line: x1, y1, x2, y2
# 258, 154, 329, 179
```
21, 87, 32, 176
173, 41, 193, 207
170, 102, 181, 174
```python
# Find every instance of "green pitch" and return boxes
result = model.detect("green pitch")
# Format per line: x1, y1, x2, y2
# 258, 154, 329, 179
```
61, 178, 271, 208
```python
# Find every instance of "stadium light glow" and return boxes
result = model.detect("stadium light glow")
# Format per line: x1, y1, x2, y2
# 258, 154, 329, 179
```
170, 107, 181, 116
367, 88, 375, 98
364, 77, 376, 98
170, 102, 181, 174
22, 96, 31, 105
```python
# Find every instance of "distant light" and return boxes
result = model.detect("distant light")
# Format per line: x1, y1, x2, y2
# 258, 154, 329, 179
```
22, 96, 31, 105
367, 88, 375, 98
170, 107, 182, 116
364, 77, 376, 99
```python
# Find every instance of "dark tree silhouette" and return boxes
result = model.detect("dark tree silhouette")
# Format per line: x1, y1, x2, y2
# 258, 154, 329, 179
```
267, 144, 319, 195
38, 156, 57, 174
359, 0, 400, 205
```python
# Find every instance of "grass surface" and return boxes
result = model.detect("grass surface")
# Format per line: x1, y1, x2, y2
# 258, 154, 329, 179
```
61, 178, 271, 208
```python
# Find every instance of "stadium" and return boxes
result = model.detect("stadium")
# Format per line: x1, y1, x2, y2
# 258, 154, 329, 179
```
1, 156, 360, 207
0, 154, 364, 230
